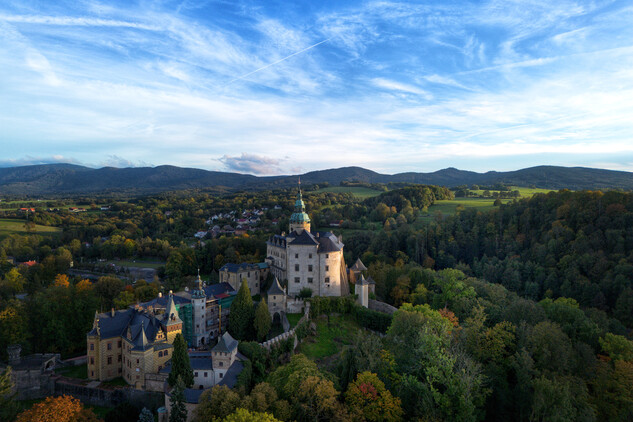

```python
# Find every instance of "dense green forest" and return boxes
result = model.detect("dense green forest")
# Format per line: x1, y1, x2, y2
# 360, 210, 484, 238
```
1, 185, 633, 420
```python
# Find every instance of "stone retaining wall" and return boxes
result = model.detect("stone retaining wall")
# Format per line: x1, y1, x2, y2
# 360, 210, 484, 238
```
260, 302, 310, 350
368, 299, 397, 314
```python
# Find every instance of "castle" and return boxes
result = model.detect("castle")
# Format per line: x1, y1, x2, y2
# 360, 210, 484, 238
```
87, 279, 237, 388
265, 182, 349, 297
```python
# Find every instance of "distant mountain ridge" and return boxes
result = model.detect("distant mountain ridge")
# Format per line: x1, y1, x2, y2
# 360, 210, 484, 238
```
1, 164, 632, 196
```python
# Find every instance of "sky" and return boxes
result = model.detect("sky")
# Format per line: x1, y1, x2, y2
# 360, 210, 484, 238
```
0, 0, 632, 175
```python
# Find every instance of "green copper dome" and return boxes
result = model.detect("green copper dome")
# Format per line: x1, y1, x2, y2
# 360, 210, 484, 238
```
290, 187, 310, 224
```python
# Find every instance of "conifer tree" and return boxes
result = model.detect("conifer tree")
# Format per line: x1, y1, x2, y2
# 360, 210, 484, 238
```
169, 377, 188, 422
138, 407, 154, 422
228, 279, 254, 340
168, 333, 193, 388
254, 298, 272, 341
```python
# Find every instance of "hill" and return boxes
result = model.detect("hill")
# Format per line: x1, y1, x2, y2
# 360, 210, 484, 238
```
0, 164, 632, 196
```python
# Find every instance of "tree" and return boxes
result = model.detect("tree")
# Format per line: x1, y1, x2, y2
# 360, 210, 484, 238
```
169, 377, 188, 422
254, 298, 272, 341
345, 371, 403, 422
94, 276, 124, 309
1, 268, 25, 297
54, 273, 70, 288
295, 376, 349, 422
599, 333, 633, 362
229, 279, 254, 340
194, 385, 241, 422
0, 367, 19, 422
168, 333, 193, 388
138, 407, 154, 422
222, 408, 281, 422
16, 395, 99, 422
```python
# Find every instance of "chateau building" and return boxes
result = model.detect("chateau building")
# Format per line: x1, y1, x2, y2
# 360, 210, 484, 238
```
87, 293, 182, 389
266, 183, 349, 297
140, 280, 237, 347
87, 280, 237, 388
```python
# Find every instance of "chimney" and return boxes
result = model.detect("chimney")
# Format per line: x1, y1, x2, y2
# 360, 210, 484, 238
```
111, 308, 115, 317
7, 344, 21, 365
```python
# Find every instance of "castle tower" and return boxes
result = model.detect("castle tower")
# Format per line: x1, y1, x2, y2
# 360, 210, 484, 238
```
289, 179, 311, 233
164, 292, 183, 343
191, 272, 207, 346
355, 274, 369, 308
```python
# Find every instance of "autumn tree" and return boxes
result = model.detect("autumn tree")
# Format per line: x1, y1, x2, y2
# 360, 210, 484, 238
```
222, 408, 281, 422
54, 273, 70, 288
194, 385, 241, 422
345, 371, 403, 422
16, 395, 99, 422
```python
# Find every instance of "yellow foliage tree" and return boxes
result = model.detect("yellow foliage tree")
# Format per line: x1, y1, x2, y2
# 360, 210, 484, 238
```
16, 395, 100, 422
54, 274, 70, 288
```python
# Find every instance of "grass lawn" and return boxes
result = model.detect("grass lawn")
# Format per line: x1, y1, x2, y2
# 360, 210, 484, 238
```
88, 405, 113, 418
56, 363, 88, 379
104, 259, 164, 269
313, 186, 383, 199
101, 377, 128, 387
299, 314, 359, 360
0, 218, 62, 238
286, 313, 303, 328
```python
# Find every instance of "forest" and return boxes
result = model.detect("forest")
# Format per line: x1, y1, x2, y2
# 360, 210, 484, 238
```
1, 184, 632, 421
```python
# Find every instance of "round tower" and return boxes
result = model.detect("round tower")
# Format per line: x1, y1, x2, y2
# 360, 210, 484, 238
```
191, 273, 207, 346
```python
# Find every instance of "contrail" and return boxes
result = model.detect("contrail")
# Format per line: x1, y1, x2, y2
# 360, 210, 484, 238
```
225, 38, 330, 85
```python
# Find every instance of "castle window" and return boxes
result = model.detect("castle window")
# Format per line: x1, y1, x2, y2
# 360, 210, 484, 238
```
295, 264, 299, 271
308, 265, 313, 272
107, 357, 112, 365
294, 277, 300, 283
326, 254, 329, 258
195, 372, 198, 377
309, 253, 312, 258
118, 340, 122, 348
107, 342, 112, 350
165, 350, 169, 356
219, 362, 224, 367
90, 343, 94, 351
204, 372, 208, 377
158, 351, 163, 357
220, 373, 223, 378
90, 357, 94, 365
136, 359, 139, 364
325, 277, 330, 284
295, 254, 298, 258
308, 278, 313, 284
325, 265, 329, 271
118, 355, 121, 362
91, 371, 94, 377
247, 272, 250, 276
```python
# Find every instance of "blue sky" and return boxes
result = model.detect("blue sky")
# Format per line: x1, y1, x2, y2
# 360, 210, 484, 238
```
1, 0, 632, 175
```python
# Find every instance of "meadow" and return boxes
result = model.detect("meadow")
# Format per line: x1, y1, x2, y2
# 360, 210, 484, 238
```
0, 218, 62, 238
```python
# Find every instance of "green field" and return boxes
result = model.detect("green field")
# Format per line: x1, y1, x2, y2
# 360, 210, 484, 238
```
299, 314, 358, 360
56, 363, 88, 379
0, 218, 62, 238
286, 313, 303, 328
104, 259, 164, 269
313, 186, 383, 199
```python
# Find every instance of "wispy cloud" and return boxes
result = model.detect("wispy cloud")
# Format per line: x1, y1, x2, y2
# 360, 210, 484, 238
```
0, 0, 631, 174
